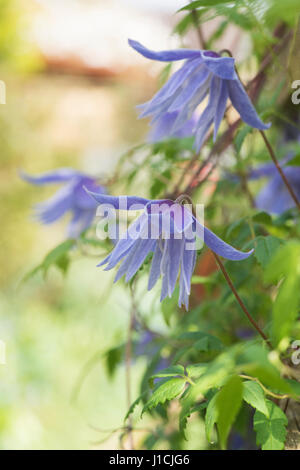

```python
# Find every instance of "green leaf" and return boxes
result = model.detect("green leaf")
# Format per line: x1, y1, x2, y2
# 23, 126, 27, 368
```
286, 153, 300, 167
149, 365, 185, 387
186, 363, 208, 380
179, 352, 235, 434
142, 378, 186, 415
191, 275, 215, 285
242, 381, 269, 417
252, 211, 273, 226
180, 0, 234, 11
254, 236, 283, 268
161, 294, 177, 326
105, 345, 124, 378
234, 125, 253, 153
238, 344, 292, 395
178, 331, 223, 352
22, 239, 75, 282
254, 400, 288, 450
265, 242, 300, 346
205, 393, 218, 443
216, 375, 243, 449
124, 392, 147, 421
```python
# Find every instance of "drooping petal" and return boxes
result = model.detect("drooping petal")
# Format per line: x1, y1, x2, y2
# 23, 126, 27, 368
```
167, 238, 185, 296
67, 209, 95, 239
194, 76, 221, 151
195, 218, 254, 260
171, 74, 212, 134
86, 191, 149, 210
148, 111, 195, 142
168, 66, 210, 112
227, 79, 271, 130
74, 178, 106, 210
34, 184, 74, 224
178, 269, 189, 310
148, 242, 163, 290
213, 79, 229, 140
125, 238, 156, 282
139, 59, 201, 118
101, 214, 148, 269
20, 168, 81, 185
248, 162, 277, 180
128, 39, 201, 62
181, 239, 197, 295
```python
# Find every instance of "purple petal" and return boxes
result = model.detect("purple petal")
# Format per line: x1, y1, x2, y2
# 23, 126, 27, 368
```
67, 209, 95, 239
34, 184, 73, 224
167, 238, 184, 295
125, 238, 156, 282
194, 76, 221, 151
86, 191, 149, 210
148, 242, 163, 290
168, 67, 210, 112
195, 218, 254, 260
128, 39, 201, 62
181, 241, 197, 294
20, 168, 81, 185
214, 79, 229, 140
228, 80, 271, 130
202, 55, 236, 80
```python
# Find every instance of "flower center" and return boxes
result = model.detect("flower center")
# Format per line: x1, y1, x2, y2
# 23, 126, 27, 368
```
203, 51, 220, 58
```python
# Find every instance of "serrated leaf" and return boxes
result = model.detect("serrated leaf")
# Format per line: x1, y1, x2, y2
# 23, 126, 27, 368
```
216, 375, 243, 449
254, 236, 283, 267
254, 400, 288, 450
142, 378, 186, 415
124, 392, 147, 422
242, 381, 269, 417
149, 365, 185, 387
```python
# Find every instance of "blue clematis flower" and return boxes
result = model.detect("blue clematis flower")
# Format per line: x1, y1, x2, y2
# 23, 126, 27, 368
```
21, 168, 106, 238
249, 160, 300, 214
86, 191, 253, 310
148, 111, 197, 142
129, 39, 270, 151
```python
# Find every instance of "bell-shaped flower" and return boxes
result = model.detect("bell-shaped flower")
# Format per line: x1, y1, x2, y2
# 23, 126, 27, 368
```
249, 160, 300, 214
148, 111, 197, 142
86, 191, 253, 310
21, 168, 106, 238
129, 39, 270, 151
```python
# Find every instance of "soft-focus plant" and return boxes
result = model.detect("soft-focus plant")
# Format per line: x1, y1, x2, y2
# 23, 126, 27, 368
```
21, 0, 300, 451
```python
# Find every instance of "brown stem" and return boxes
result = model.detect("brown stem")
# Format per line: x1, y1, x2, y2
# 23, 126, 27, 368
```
211, 251, 272, 349
191, 9, 207, 49
125, 285, 136, 450
260, 130, 300, 211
